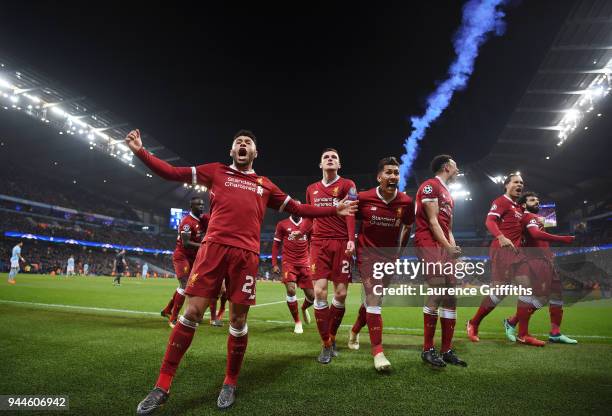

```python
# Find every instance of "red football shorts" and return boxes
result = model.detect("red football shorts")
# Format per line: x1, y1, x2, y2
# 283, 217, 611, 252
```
358, 256, 393, 296
282, 263, 313, 289
414, 239, 456, 285
186, 242, 259, 305
490, 247, 526, 283
309, 239, 352, 284
172, 251, 195, 282
515, 257, 556, 297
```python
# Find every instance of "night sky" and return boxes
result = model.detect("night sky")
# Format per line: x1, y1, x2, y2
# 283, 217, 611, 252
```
0, 1, 575, 177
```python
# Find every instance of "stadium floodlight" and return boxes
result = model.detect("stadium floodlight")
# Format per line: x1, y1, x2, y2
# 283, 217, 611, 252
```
0, 78, 14, 90
9, 95, 19, 103
488, 175, 506, 185
22, 93, 41, 103
556, 67, 611, 146
449, 182, 462, 190
121, 152, 132, 161
117, 143, 129, 152
450, 189, 470, 200
50, 106, 65, 117
69, 116, 88, 128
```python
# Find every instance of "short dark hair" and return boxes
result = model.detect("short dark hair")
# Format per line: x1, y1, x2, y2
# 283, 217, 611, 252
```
233, 129, 257, 145
321, 148, 340, 158
504, 172, 522, 186
518, 191, 538, 205
430, 154, 453, 174
377, 156, 400, 173
190, 196, 204, 204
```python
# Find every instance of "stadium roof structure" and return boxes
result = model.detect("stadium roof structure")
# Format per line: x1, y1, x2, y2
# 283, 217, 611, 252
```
0, 53, 203, 216
473, 0, 612, 202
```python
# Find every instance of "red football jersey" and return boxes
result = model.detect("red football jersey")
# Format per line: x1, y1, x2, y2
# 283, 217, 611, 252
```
357, 187, 414, 257
487, 194, 524, 248
414, 177, 454, 244
273, 217, 312, 266
521, 212, 552, 259
306, 176, 356, 240
136, 148, 342, 254
190, 163, 295, 254
174, 213, 209, 259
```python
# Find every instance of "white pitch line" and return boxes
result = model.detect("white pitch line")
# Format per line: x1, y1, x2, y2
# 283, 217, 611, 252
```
1, 299, 611, 339
0, 297, 288, 317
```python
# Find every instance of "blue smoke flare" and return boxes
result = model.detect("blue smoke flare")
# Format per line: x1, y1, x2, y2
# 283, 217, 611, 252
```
399, 0, 509, 190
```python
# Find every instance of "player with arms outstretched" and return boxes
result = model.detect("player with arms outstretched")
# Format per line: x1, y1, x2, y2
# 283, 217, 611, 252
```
271, 208, 315, 334
127, 129, 357, 413
347, 157, 414, 371
306, 148, 356, 364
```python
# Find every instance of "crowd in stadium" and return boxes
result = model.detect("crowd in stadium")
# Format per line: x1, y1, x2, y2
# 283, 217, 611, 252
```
0, 163, 141, 221
0, 210, 176, 250
0, 239, 174, 277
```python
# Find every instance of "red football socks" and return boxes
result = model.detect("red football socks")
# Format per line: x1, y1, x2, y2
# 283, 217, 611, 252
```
224, 327, 249, 386
328, 299, 346, 338
286, 297, 300, 323
169, 290, 186, 322
352, 304, 367, 334
217, 294, 227, 320
440, 307, 456, 353
314, 303, 331, 347
470, 295, 498, 327
156, 317, 197, 392
517, 300, 536, 338
366, 310, 383, 356
301, 297, 314, 311
423, 306, 438, 351
549, 303, 563, 336
209, 299, 217, 321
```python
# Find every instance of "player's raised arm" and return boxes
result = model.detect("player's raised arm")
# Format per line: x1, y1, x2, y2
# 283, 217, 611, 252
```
285, 196, 357, 217
269, 181, 357, 217
125, 129, 193, 183
526, 225, 575, 244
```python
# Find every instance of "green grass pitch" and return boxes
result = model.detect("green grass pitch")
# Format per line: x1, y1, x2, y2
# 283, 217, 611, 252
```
1, 274, 612, 415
